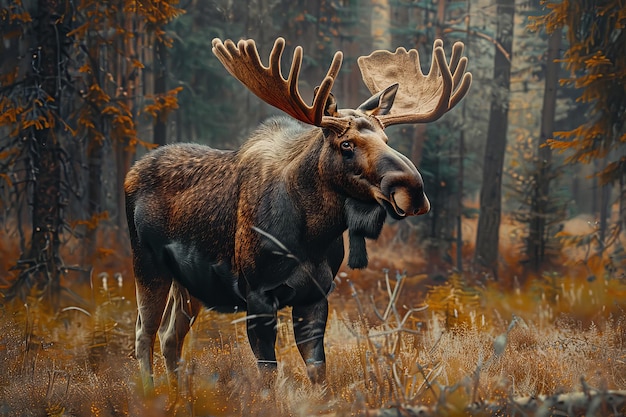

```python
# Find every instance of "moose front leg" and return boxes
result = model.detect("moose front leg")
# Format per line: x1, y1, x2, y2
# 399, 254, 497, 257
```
292, 298, 328, 384
246, 291, 279, 376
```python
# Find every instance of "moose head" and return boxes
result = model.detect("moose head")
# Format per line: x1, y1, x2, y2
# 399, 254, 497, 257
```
211, 36, 471, 267
125, 37, 471, 393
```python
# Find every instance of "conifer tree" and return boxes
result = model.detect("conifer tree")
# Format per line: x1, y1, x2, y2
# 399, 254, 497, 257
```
530, 0, 626, 238
0, 0, 182, 305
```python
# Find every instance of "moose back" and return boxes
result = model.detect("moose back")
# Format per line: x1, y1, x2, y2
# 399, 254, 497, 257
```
125, 37, 471, 390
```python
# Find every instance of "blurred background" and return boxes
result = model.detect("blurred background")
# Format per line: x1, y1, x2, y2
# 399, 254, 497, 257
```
0, 0, 624, 304
1, 2, 625, 415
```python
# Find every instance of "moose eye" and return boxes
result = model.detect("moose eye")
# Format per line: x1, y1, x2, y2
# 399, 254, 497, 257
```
340, 141, 354, 157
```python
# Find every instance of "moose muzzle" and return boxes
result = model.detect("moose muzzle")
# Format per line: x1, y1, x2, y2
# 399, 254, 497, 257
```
375, 150, 430, 219
380, 173, 430, 219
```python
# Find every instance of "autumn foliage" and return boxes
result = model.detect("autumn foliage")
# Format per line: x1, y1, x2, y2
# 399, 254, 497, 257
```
530, 1, 626, 189
0, 0, 183, 300
1, 1, 626, 416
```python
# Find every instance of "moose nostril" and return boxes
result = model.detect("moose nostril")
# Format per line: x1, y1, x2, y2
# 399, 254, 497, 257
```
390, 191, 407, 216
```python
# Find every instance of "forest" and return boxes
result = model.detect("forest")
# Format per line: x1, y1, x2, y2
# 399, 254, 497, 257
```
0, 0, 625, 416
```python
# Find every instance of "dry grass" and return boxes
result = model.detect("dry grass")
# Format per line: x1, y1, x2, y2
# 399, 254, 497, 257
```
1, 221, 625, 416
1, 265, 625, 417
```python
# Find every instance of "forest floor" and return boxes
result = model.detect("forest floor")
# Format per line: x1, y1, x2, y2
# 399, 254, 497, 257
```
1, 220, 626, 416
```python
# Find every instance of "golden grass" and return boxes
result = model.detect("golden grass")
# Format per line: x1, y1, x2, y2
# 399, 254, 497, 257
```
1, 265, 625, 417
1, 220, 625, 416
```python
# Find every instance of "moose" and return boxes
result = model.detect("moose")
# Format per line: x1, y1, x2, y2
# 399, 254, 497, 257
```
125, 37, 471, 391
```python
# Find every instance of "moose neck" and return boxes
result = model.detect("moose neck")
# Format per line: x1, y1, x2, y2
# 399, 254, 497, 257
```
237, 117, 386, 268
284, 129, 348, 245
235, 118, 346, 257
281, 124, 386, 269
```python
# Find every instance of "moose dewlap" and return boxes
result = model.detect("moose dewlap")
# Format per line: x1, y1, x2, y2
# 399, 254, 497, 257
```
125, 37, 471, 392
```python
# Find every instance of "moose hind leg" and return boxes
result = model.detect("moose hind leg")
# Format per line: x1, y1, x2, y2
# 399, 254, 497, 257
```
135, 272, 171, 393
158, 281, 201, 393
292, 298, 328, 384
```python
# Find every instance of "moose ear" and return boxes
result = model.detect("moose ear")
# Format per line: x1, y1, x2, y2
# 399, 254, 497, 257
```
314, 86, 339, 117
357, 83, 399, 116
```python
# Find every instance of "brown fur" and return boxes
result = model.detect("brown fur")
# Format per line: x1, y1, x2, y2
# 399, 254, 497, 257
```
126, 36, 472, 393
126, 98, 430, 392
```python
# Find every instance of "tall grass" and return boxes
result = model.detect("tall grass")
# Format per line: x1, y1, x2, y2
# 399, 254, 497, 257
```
1, 263, 625, 416
1, 220, 625, 416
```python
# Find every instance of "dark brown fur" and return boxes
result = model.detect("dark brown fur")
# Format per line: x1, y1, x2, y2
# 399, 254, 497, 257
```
126, 90, 430, 391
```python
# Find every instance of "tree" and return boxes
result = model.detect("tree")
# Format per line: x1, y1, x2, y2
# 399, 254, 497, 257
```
371, 0, 391, 50
0, 0, 72, 306
473, 0, 516, 278
530, 0, 626, 253
0, 0, 182, 305
525, 28, 561, 271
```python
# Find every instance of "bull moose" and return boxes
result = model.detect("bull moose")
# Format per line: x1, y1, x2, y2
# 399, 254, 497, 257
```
125, 37, 471, 391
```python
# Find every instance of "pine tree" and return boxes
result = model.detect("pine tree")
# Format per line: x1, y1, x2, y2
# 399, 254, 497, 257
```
0, 0, 72, 306
0, 0, 183, 305
530, 0, 626, 243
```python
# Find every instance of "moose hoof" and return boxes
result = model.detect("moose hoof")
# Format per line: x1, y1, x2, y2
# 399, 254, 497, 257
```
306, 361, 326, 385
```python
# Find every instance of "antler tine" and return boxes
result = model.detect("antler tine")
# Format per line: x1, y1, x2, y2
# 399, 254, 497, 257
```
449, 45, 472, 109
212, 37, 344, 128
448, 41, 463, 75
444, 40, 472, 109
424, 44, 454, 122
357, 39, 472, 127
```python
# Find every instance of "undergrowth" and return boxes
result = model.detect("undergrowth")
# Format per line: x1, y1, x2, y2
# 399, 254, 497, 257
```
0, 263, 625, 416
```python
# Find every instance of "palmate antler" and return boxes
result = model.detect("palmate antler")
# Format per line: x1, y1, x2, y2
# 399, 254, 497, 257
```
211, 37, 345, 129
357, 39, 472, 126
212, 37, 471, 130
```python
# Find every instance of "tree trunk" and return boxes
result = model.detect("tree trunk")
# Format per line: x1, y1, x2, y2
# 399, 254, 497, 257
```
84, 135, 103, 269
12, 0, 67, 307
115, 140, 132, 235
409, 125, 427, 166
526, 29, 561, 271
114, 13, 137, 235
371, 0, 391, 50
153, 37, 167, 146
82, 35, 105, 278
473, 0, 515, 278
598, 159, 611, 254
456, 0, 471, 273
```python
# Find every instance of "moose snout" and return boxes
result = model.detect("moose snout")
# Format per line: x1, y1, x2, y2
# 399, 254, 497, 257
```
390, 186, 430, 216
379, 171, 430, 219
377, 151, 430, 218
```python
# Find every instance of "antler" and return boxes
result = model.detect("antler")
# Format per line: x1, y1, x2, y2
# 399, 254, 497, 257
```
212, 37, 344, 128
357, 39, 472, 126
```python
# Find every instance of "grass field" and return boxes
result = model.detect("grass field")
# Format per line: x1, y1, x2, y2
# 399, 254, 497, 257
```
1, 223, 625, 416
